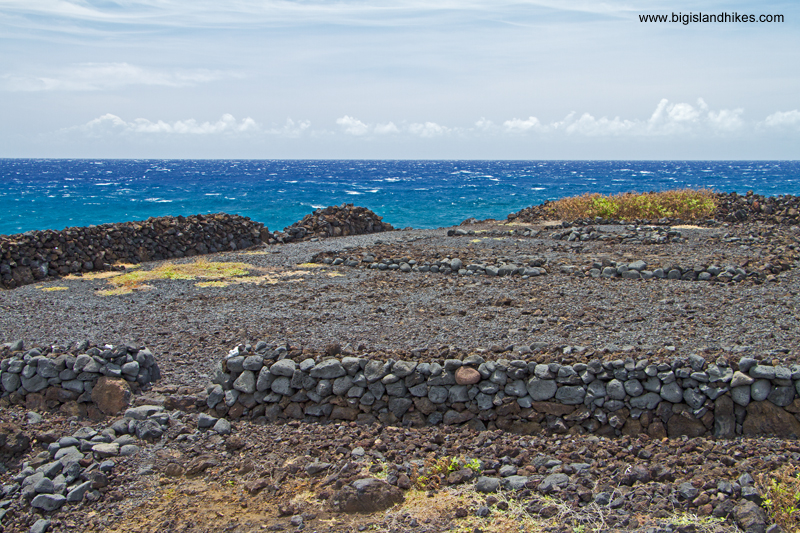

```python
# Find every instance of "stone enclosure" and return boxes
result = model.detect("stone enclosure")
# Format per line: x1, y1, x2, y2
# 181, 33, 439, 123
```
206, 344, 800, 440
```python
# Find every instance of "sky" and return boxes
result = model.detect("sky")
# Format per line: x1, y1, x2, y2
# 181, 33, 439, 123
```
1, 0, 799, 160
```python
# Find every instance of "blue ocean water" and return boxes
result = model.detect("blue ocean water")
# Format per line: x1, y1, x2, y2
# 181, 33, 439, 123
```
1, 159, 799, 236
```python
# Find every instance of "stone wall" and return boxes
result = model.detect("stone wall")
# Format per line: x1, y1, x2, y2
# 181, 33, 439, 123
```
207, 346, 800, 439
0, 342, 160, 417
0, 213, 268, 289
274, 204, 395, 243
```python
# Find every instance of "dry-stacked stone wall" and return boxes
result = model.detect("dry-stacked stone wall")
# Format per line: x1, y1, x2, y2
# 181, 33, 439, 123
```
312, 253, 764, 283
0, 342, 160, 417
0, 213, 268, 289
207, 345, 800, 439
274, 204, 395, 243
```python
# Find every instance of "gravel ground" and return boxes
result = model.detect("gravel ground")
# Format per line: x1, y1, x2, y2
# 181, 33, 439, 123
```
1, 219, 799, 532
1, 222, 798, 388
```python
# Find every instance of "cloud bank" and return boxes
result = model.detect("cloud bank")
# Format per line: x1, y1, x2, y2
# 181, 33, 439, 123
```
66, 99, 800, 144
78, 113, 258, 135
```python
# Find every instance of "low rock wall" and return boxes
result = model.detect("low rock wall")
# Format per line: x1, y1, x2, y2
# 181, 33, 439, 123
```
275, 204, 394, 243
0, 342, 160, 417
0, 213, 268, 289
207, 347, 800, 439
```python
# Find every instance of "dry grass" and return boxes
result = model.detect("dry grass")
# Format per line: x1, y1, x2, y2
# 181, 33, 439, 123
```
40, 286, 69, 292
545, 189, 717, 221
757, 465, 800, 531
98, 259, 251, 295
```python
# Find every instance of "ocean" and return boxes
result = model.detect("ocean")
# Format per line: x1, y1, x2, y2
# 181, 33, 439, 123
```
1, 159, 799, 236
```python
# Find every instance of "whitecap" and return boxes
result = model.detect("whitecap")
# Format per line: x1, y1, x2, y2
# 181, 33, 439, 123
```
311, 204, 324, 209
530, 187, 545, 190
205, 193, 221, 196
144, 198, 173, 203
346, 191, 363, 195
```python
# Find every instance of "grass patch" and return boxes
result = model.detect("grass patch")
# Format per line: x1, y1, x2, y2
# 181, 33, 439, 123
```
196, 281, 229, 288
99, 259, 251, 295
41, 286, 68, 292
297, 263, 325, 268
544, 189, 717, 221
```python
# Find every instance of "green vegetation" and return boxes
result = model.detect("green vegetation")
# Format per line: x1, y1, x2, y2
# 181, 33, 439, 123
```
759, 466, 800, 530
98, 259, 251, 295
545, 189, 717, 221
412, 456, 482, 490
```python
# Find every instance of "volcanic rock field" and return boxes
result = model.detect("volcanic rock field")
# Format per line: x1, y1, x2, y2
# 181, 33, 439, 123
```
1, 200, 800, 533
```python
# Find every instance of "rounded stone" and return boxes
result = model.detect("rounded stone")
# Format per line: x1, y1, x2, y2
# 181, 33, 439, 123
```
455, 367, 481, 385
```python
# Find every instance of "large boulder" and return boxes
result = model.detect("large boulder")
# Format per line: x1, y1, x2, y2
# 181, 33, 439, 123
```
334, 478, 404, 513
91, 377, 132, 415
733, 500, 767, 533
743, 401, 800, 437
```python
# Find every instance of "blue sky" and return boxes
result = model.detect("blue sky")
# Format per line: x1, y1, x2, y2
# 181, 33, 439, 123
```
1, 0, 798, 159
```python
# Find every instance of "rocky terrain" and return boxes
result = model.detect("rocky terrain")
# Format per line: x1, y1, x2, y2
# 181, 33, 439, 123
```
1, 208, 800, 533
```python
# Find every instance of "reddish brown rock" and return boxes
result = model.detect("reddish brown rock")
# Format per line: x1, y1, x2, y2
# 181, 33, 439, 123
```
530, 402, 576, 417
455, 366, 481, 385
621, 418, 643, 436
647, 420, 667, 439
334, 478, 404, 513
0, 422, 31, 455
186, 455, 220, 476
743, 401, 800, 438
330, 406, 360, 421
25, 392, 47, 412
91, 377, 132, 415
667, 414, 706, 438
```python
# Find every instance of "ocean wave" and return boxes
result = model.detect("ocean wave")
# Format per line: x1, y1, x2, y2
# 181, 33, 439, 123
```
346, 191, 363, 195
144, 198, 173, 203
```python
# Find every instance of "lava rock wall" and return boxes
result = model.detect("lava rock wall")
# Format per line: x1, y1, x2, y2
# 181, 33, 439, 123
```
274, 204, 394, 243
207, 346, 800, 439
0, 213, 268, 289
0, 342, 160, 417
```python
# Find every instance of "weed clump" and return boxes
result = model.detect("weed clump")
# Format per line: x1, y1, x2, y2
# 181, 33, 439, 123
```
758, 465, 800, 530
544, 189, 717, 222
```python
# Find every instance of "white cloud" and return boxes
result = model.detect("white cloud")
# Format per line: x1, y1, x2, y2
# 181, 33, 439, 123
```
708, 108, 744, 133
78, 113, 259, 135
503, 116, 543, 133
1, 63, 225, 92
763, 110, 800, 129
563, 113, 638, 136
336, 115, 370, 136
336, 116, 451, 137
408, 121, 449, 137
501, 98, 748, 138
374, 122, 400, 134
270, 118, 311, 138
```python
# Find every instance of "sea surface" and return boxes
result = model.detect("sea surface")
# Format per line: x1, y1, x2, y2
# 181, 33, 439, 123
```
1, 159, 799, 236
